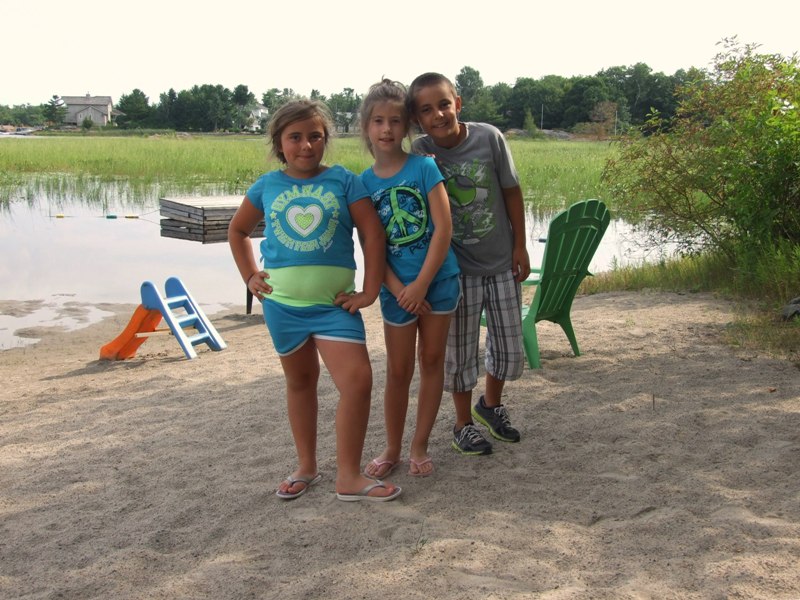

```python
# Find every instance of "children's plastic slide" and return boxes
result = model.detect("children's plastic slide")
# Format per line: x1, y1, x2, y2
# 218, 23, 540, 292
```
100, 277, 227, 360
99, 305, 163, 360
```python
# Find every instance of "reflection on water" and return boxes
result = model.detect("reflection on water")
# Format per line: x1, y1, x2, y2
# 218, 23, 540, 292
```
1, 183, 250, 349
0, 299, 116, 350
0, 173, 241, 208
524, 205, 671, 275
0, 183, 670, 350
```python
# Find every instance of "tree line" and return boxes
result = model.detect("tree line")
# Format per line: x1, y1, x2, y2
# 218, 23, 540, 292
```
1, 62, 693, 134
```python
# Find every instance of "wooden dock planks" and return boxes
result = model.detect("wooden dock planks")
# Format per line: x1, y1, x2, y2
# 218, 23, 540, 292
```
159, 196, 265, 244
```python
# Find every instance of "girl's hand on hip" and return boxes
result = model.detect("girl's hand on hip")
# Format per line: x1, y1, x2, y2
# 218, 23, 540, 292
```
248, 270, 272, 298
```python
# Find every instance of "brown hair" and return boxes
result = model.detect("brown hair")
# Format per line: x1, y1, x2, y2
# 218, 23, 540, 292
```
406, 72, 458, 116
267, 99, 334, 164
359, 79, 409, 156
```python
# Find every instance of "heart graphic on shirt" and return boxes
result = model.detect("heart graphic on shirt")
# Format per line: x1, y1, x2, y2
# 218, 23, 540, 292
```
287, 205, 322, 237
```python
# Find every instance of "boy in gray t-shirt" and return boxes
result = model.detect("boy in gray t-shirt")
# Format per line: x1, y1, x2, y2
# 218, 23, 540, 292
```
408, 72, 531, 456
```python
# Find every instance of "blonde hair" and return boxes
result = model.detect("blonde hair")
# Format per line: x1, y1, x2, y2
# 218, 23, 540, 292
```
359, 79, 409, 156
268, 99, 334, 164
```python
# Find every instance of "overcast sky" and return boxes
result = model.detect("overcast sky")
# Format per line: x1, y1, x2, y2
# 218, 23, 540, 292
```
3, 0, 798, 106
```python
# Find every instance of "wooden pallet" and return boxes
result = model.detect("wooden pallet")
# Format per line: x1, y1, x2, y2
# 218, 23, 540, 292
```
159, 196, 265, 244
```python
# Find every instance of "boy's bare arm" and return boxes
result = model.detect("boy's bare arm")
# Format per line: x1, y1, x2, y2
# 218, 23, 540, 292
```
503, 185, 531, 283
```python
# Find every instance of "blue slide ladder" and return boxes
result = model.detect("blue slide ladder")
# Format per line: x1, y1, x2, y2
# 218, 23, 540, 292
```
139, 276, 227, 359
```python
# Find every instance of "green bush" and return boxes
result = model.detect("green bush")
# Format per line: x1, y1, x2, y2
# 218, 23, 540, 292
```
602, 39, 800, 302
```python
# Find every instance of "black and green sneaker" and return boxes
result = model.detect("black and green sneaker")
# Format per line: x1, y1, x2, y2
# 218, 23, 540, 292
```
471, 395, 521, 442
452, 423, 493, 455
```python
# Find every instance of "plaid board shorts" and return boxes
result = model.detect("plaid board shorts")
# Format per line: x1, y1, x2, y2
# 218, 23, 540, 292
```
444, 270, 524, 392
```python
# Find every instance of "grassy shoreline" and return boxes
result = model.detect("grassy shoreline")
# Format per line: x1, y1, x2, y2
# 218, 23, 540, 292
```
2, 134, 796, 362
0, 134, 612, 211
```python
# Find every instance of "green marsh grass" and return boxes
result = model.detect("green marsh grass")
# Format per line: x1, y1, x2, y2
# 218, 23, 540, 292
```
0, 134, 612, 211
510, 139, 613, 211
1, 134, 272, 204
0, 134, 269, 184
579, 253, 734, 295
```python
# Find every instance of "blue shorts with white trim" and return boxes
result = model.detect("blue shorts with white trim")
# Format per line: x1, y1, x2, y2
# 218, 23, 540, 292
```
262, 299, 366, 356
380, 274, 461, 326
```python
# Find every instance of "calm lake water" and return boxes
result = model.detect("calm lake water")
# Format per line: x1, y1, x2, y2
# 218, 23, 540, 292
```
0, 190, 665, 350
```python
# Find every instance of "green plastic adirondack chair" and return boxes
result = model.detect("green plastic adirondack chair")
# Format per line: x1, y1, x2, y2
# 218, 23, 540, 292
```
519, 198, 610, 368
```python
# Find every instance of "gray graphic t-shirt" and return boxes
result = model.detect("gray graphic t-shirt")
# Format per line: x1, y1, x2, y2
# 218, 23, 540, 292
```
412, 122, 519, 276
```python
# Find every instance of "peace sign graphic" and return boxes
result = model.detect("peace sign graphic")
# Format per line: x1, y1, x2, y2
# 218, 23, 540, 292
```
383, 185, 429, 246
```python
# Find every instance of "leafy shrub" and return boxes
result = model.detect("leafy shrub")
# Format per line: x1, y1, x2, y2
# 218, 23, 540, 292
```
603, 39, 800, 270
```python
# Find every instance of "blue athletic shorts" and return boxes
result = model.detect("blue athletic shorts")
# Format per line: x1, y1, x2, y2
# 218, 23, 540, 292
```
380, 274, 461, 326
262, 300, 366, 356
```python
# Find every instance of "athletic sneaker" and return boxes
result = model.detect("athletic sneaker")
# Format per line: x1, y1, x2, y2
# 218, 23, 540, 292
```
471, 395, 521, 442
452, 423, 493, 456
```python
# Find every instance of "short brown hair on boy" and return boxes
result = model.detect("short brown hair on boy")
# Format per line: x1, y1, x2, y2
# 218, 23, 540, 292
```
406, 72, 459, 116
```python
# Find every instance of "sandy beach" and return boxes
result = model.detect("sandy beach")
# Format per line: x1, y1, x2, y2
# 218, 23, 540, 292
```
1, 290, 799, 599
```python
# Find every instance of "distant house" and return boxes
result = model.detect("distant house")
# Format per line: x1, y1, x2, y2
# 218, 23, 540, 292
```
245, 104, 269, 132
333, 111, 360, 134
61, 94, 119, 126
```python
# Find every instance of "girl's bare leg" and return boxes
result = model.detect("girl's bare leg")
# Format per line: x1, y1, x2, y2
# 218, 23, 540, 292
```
316, 338, 399, 498
409, 313, 451, 474
365, 322, 417, 478
276, 340, 320, 496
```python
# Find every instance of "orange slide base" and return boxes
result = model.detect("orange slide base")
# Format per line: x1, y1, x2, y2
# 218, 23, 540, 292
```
99, 305, 164, 360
